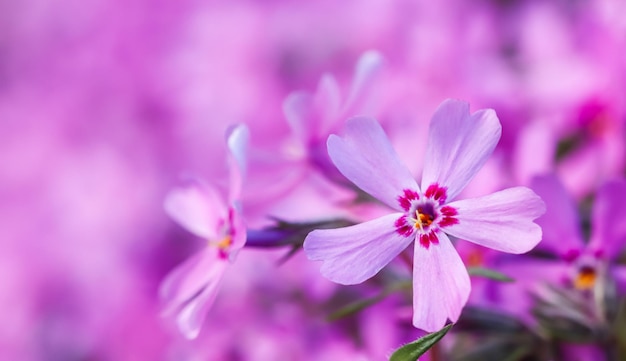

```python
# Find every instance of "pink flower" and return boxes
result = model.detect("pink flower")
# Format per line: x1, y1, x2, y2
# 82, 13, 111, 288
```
303, 99, 545, 332
530, 174, 626, 293
159, 124, 249, 339
492, 175, 626, 328
282, 50, 384, 178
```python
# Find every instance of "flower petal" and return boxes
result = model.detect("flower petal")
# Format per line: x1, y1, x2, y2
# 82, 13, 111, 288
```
283, 75, 340, 145
283, 91, 314, 143
421, 99, 501, 201
226, 124, 249, 202
303, 213, 414, 285
412, 232, 470, 332
530, 174, 585, 257
164, 181, 227, 239
341, 50, 384, 116
159, 247, 226, 317
159, 247, 229, 339
175, 259, 228, 339
589, 179, 626, 260
313, 74, 342, 137
445, 187, 545, 254
327, 117, 418, 210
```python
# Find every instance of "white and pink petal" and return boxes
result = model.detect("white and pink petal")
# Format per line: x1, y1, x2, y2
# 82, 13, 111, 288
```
444, 187, 545, 254
327, 117, 418, 211
313, 74, 342, 137
283, 91, 315, 144
412, 232, 471, 332
303, 213, 414, 285
164, 181, 227, 240
174, 259, 228, 339
159, 247, 228, 316
226, 124, 249, 203
421, 99, 501, 201
341, 50, 384, 117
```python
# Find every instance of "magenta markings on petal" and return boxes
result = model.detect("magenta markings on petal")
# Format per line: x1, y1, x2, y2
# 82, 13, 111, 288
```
398, 189, 420, 211
393, 184, 459, 248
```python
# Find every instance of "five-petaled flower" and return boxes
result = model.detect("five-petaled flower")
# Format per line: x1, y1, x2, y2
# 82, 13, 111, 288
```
303, 99, 546, 332
159, 124, 249, 339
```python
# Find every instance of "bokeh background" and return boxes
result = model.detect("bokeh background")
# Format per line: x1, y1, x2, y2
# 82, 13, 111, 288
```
1, 0, 625, 360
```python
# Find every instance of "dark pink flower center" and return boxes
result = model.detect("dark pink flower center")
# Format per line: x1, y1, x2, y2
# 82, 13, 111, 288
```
394, 184, 459, 249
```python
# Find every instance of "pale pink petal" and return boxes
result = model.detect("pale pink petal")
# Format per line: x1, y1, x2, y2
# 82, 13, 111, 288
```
314, 74, 342, 137
421, 99, 501, 201
341, 50, 384, 116
327, 117, 418, 210
530, 175, 585, 257
226, 124, 249, 202
303, 213, 414, 285
175, 258, 228, 339
159, 247, 227, 318
445, 187, 545, 254
412, 232, 470, 332
283, 91, 314, 143
589, 179, 626, 260
164, 182, 227, 239
283, 75, 340, 145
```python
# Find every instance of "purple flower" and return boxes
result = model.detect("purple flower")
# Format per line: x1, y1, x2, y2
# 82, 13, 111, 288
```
282, 50, 384, 178
303, 99, 545, 332
530, 174, 626, 293
159, 124, 249, 339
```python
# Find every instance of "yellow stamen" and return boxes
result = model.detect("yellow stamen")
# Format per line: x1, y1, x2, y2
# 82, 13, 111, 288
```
211, 235, 232, 250
419, 212, 433, 227
413, 211, 423, 231
414, 210, 434, 231
574, 267, 597, 290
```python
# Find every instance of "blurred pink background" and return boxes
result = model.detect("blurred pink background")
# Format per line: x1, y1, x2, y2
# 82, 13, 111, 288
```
1, 0, 625, 359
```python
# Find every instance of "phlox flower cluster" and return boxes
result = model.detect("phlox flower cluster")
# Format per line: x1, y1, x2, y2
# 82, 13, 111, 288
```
2, 0, 626, 360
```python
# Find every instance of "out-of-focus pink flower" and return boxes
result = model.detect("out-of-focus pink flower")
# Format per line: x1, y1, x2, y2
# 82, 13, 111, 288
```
495, 175, 626, 325
283, 50, 384, 176
242, 50, 384, 225
159, 124, 249, 339
304, 99, 545, 332
531, 174, 626, 292
511, 1, 626, 198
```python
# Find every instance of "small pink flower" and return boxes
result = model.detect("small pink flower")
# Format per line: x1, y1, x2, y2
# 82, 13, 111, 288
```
530, 174, 626, 292
159, 124, 249, 339
303, 99, 545, 332
283, 50, 384, 177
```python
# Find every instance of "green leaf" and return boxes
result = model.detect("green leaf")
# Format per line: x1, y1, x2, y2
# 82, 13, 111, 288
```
390, 323, 453, 361
467, 266, 514, 283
